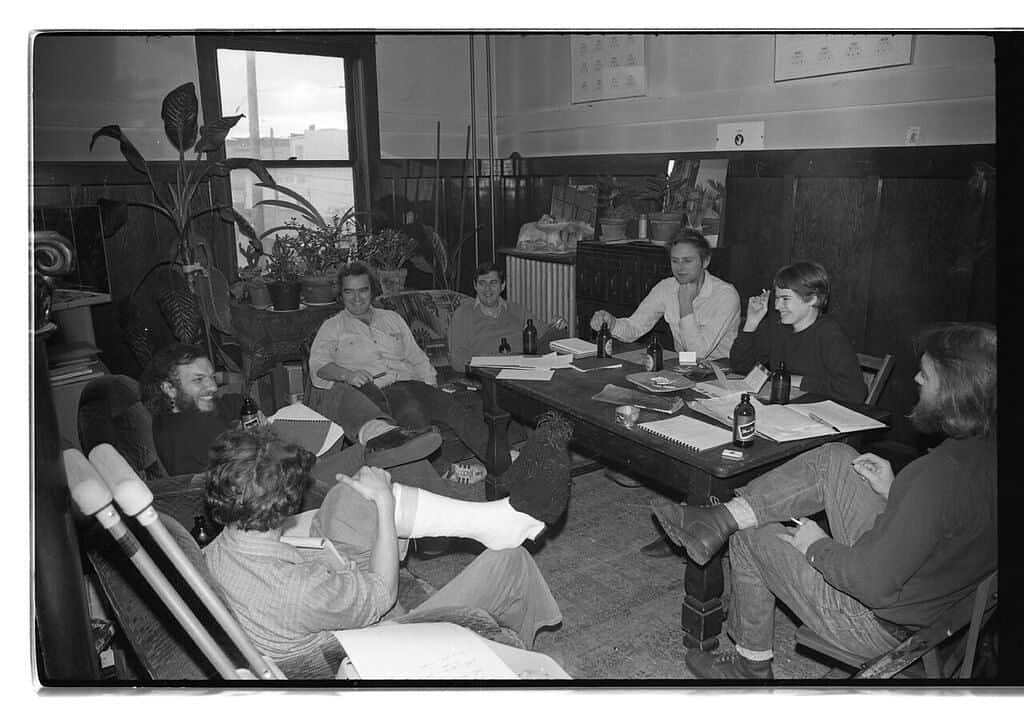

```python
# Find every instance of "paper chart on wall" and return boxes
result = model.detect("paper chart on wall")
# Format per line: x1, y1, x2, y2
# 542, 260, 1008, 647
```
774, 34, 913, 82
571, 34, 647, 103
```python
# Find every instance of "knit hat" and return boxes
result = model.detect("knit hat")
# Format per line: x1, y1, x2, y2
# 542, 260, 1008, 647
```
503, 411, 573, 525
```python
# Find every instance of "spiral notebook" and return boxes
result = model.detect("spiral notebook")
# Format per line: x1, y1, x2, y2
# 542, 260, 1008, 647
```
638, 414, 733, 452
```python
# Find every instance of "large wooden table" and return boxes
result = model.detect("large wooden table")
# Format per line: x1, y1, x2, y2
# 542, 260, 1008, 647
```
472, 359, 886, 650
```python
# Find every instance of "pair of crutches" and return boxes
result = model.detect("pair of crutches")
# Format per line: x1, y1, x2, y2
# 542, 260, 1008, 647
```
64, 443, 286, 680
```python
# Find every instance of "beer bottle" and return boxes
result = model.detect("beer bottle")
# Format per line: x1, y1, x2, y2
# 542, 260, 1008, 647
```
733, 392, 756, 448
523, 318, 538, 355
240, 396, 260, 430
191, 515, 211, 547
769, 360, 791, 404
498, 337, 512, 354
644, 335, 663, 372
596, 322, 613, 358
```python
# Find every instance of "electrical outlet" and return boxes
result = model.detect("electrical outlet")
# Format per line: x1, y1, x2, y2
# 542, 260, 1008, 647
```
905, 126, 921, 146
716, 121, 765, 151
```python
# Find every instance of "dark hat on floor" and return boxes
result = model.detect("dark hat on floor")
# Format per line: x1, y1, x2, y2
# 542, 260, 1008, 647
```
504, 411, 573, 525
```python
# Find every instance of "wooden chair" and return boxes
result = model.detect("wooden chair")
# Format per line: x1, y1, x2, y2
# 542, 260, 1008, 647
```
857, 352, 895, 407
795, 570, 998, 679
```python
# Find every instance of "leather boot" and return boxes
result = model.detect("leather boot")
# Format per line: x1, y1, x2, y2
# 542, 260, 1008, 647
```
364, 426, 441, 468
639, 534, 682, 558
685, 649, 773, 680
649, 499, 737, 565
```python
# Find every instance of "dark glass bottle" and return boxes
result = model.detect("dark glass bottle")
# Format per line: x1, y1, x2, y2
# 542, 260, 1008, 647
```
733, 393, 756, 448
596, 322, 613, 358
240, 396, 260, 430
191, 515, 211, 547
644, 335, 663, 372
523, 318, 538, 355
769, 360, 791, 404
498, 337, 512, 354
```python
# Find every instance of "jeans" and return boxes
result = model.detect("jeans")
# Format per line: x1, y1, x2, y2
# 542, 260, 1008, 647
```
359, 380, 495, 465
306, 382, 393, 441
728, 442, 902, 659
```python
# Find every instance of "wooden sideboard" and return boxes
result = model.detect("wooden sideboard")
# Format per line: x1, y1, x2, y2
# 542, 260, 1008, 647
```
575, 240, 730, 346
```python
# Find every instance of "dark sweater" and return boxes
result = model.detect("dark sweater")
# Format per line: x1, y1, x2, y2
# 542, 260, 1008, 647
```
806, 436, 997, 630
151, 394, 242, 476
730, 313, 867, 404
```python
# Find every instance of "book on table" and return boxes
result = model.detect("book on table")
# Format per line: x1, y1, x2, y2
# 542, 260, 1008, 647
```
637, 414, 734, 452
569, 356, 623, 373
548, 337, 598, 357
689, 394, 886, 442
625, 370, 696, 393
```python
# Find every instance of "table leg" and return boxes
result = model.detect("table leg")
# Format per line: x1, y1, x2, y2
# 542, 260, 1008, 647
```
678, 477, 731, 650
478, 375, 512, 501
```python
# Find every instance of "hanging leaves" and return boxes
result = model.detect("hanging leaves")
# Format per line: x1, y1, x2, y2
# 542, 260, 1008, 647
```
160, 82, 199, 153
195, 114, 244, 154
89, 125, 149, 175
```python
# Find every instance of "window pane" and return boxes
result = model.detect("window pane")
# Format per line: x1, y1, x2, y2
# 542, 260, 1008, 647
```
217, 49, 349, 161
231, 166, 355, 262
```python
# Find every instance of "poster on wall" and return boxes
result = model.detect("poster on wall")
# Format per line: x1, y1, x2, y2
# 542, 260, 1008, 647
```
774, 34, 913, 82
571, 34, 647, 104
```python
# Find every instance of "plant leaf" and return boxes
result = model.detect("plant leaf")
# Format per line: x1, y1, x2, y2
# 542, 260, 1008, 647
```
408, 254, 435, 274
96, 198, 130, 237
253, 182, 327, 230
161, 82, 199, 153
89, 125, 149, 174
252, 199, 318, 224
218, 206, 258, 241
209, 157, 276, 186
195, 114, 244, 153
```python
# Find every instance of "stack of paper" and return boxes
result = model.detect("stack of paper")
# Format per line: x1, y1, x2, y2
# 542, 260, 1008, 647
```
689, 394, 885, 442
549, 337, 598, 357
470, 352, 571, 381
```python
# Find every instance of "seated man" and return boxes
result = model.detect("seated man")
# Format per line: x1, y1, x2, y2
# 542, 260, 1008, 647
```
447, 261, 568, 373
140, 343, 445, 493
590, 229, 740, 361
652, 322, 997, 679
309, 262, 500, 484
202, 424, 571, 668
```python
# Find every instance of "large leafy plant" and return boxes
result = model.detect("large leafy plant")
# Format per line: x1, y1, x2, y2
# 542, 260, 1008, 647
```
90, 82, 272, 264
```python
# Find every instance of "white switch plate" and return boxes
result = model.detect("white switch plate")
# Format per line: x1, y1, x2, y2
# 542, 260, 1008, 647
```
716, 121, 765, 150
905, 126, 921, 146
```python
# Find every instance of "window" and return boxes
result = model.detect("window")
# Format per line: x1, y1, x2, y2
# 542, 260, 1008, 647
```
196, 34, 379, 272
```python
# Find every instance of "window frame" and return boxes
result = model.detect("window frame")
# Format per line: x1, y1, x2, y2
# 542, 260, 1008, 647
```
195, 32, 380, 276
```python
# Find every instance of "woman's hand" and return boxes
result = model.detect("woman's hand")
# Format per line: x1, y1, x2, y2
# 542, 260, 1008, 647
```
590, 310, 616, 331
851, 453, 895, 500
743, 289, 770, 331
337, 465, 394, 507
346, 369, 374, 387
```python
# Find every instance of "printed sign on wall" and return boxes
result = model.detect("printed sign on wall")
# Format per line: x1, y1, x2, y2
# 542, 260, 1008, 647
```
774, 34, 913, 82
571, 34, 647, 104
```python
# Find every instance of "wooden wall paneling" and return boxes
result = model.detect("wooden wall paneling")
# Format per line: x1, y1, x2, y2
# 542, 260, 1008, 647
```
721, 175, 786, 305
790, 176, 877, 350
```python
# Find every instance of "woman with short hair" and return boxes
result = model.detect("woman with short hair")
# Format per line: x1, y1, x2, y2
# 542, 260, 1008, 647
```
730, 261, 866, 403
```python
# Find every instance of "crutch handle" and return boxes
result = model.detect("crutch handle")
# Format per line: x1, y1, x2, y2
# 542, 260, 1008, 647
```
88, 444, 154, 517
63, 448, 114, 518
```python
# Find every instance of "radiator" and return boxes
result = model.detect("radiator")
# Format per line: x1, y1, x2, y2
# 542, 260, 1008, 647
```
505, 256, 576, 337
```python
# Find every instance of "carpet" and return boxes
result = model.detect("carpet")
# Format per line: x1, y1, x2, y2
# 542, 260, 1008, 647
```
403, 468, 835, 681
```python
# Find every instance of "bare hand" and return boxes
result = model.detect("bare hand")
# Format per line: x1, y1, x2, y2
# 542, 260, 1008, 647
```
744, 289, 770, 331
851, 453, 895, 499
677, 282, 699, 316
778, 517, 828, 554
346, 370, 374, 387
590, 310, 616, 332
337, 465, 394, 506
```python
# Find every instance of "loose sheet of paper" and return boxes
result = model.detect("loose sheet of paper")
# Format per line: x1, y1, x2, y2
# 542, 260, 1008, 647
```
497, 368, 555, 381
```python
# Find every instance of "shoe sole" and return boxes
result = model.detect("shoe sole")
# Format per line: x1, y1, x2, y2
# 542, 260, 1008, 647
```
651, 501, 716, 566
364, 428, 442, 468
604, 470, 645, 488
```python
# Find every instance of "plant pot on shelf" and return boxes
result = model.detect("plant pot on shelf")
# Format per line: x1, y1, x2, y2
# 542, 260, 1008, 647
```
248, 279, 272, 309
300, 274, 338, 304
598, 217, 630, 242
648, 212, 684, 243
267, 280, 302, 311
376, 268, 408, 297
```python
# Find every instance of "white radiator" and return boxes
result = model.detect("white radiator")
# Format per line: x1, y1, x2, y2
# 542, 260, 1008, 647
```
505, 256, 576, 337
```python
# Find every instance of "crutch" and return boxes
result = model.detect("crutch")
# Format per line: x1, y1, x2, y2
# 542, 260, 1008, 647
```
87, 444, 283, 680
63, 449, 244, 680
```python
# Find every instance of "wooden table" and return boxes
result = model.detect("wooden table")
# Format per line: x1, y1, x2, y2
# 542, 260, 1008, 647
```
472, 360, 887, 650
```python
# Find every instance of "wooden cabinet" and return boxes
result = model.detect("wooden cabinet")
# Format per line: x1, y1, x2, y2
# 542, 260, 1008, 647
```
575, 241, 730, 348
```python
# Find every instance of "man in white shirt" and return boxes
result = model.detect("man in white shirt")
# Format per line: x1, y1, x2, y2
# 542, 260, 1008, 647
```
589, 229, 740, 362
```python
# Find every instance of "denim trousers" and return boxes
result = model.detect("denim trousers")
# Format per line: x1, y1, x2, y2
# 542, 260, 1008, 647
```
359, 380, 496, 465
728, 442, 902, 659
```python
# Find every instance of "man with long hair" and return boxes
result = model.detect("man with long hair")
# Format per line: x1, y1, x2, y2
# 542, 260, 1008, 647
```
652, 322, 997, 679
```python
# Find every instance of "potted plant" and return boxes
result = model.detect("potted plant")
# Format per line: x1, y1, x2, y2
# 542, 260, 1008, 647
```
350, 228, 420, 296
637, 171, 693, 243
263, 235, 302, 311
597, 176, 636, 241
231, 240, 272, 309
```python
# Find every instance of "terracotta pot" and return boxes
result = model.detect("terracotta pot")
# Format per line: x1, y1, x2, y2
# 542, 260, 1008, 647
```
598, 217, 629, 242
248, 280, 272, 309
377, 268, 408, 297
300, 274, 337, 304
648, 212, 683, 243
267, 280, 302, 311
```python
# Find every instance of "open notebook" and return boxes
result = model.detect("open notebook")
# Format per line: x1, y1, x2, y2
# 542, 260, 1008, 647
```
638, 415, 733, 453
690, 395, 885, 443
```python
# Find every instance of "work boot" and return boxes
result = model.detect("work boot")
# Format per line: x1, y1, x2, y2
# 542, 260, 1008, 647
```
685, 649, 773, 680
364, 425, 442, 469
639, 534, 682, 558
649, 500, 737, 566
